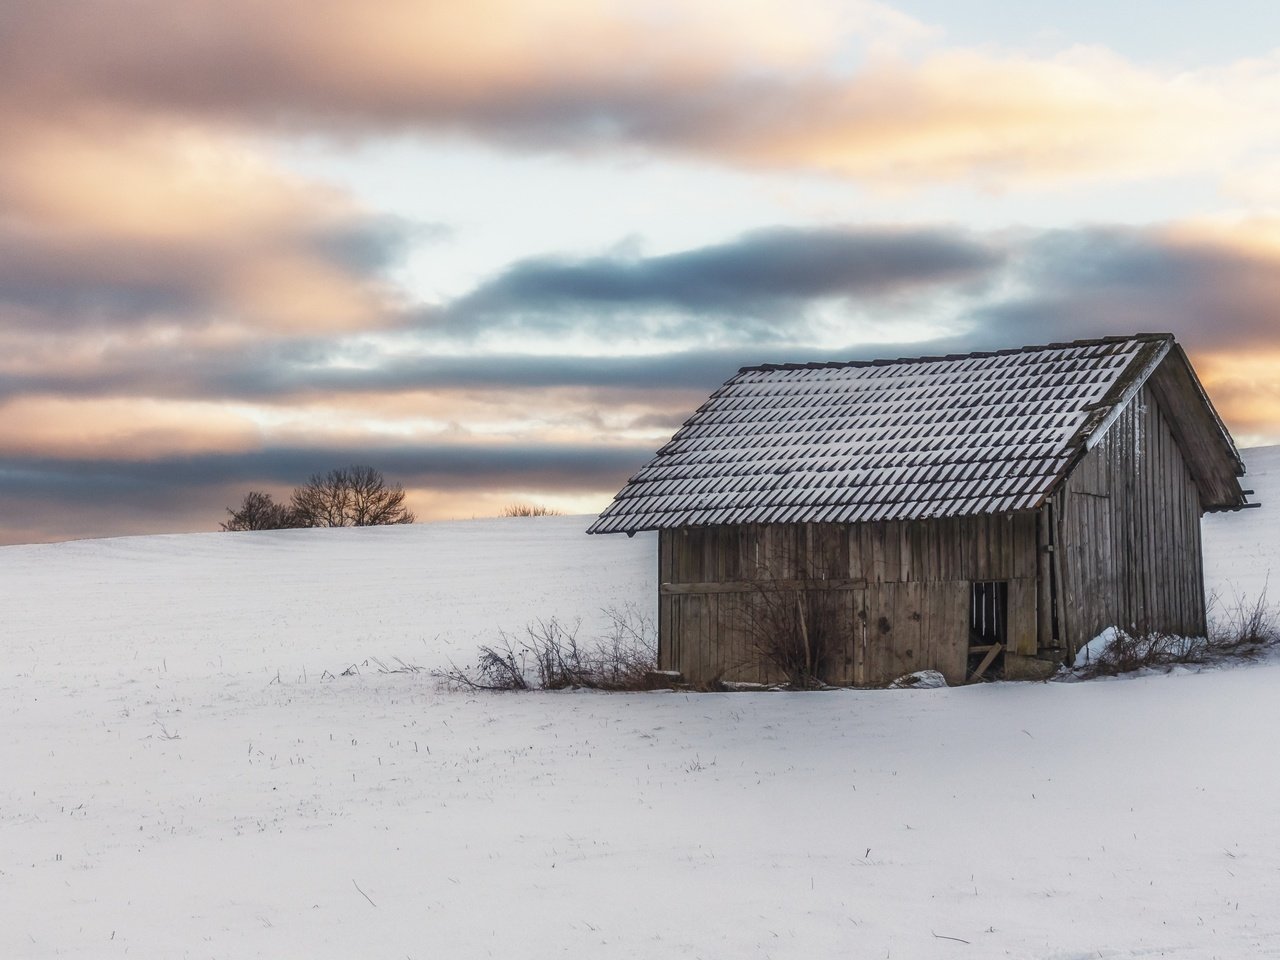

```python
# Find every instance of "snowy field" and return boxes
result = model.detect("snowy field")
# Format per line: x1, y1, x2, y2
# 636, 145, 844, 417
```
1203, 443, 1280, 605
1, 447, 1277, 959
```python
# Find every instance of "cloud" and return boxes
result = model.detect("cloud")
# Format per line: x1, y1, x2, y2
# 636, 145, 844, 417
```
0, 397, 262, 459
6, 220, 1280, 404
1191, 351, 1280, 445
444, 226, 1003, 338
0, 118, 424, 335
0, 339, 749, 403
0, 223, 1006, 409
0, 329, 1006, 410
967, 221, 1280, 353
0, 444, 649, 495
704, 49, 1271, 185
3, 2, 1276, 186
0, 1, 883, 128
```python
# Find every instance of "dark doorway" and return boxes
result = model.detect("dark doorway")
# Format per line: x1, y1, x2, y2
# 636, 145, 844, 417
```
971, 581, 1008, 643
969, 581, 1008, 680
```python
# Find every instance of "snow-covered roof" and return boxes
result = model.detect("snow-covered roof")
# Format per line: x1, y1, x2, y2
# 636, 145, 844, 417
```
589, 334, 1248, 534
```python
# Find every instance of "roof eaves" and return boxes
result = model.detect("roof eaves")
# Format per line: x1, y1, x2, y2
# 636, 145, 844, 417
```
1165, 342, 1246, 476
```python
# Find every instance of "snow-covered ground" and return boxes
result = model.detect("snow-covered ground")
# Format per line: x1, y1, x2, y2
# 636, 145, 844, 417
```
1, 448, 1277, 959
1204, 443, 1279, 605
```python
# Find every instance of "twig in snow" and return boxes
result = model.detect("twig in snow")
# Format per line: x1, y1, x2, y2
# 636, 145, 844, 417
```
353, 879, 377, 907
931, 931, 970, 944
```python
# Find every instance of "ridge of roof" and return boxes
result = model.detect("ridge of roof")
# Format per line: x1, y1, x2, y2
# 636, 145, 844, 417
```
738, 332, 1173, 375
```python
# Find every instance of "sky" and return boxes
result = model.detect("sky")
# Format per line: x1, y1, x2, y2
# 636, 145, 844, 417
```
2, 1, 1279, 545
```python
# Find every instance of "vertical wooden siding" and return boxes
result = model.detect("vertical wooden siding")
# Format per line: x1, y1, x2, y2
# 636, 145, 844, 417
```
1054, 384, 1206, 653
659, 513, 1038, 686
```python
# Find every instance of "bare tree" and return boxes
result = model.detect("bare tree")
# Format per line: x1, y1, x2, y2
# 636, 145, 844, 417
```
220, 491, 300, 531
289, 465, 415, 527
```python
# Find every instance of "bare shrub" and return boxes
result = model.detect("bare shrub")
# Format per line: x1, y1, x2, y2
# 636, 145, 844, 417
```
739, 577, 842, 688
1075, 629, 1205, 678
220, 490, 301, 531
522, 617, 592, 689
1207, 582, 1279, 658
434, 604, 657, 692
466, 635, 532, 691
501, 503, 563, 517
431, 633, 532, 691
592, 603, 659, 690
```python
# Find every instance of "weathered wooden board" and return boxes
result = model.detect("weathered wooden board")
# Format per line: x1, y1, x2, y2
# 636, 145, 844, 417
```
660, 512, 1040, 685
1053, 384, 1208, 654
661, 579, 867, 595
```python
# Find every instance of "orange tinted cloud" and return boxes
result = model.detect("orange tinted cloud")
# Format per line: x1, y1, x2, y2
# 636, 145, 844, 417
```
240, 387, 689, 440
403, 487, 613, 524
723, 49, 1263, 184
0, 1, 857, 117
0, 117, 410, 335
0, 381, 683, 469
1188, 351, 1280, 447
3, 2, 1275, 185
0, 397, 262, 459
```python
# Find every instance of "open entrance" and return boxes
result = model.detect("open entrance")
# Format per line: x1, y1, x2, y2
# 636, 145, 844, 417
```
968, 581, 1007, 681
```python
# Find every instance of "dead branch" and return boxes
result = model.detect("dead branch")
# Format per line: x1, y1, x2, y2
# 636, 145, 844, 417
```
352, 879, 377, 907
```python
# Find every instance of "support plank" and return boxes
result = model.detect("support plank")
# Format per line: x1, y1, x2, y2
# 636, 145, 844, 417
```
969, 642, 1004, 682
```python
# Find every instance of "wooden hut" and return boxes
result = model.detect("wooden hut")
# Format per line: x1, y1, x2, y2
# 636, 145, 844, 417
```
588, 334, 1256, 685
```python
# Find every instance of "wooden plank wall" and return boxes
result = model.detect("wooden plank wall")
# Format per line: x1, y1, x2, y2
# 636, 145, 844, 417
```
1053, 384, 1207, 653
659, 513, 1038, 686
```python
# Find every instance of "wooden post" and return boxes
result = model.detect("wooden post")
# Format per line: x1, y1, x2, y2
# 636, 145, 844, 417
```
1050, 498, 1069, 654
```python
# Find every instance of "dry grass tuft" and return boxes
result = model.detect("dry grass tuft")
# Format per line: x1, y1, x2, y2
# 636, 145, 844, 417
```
434, 604, 656, 691
501, 504, 563, 517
